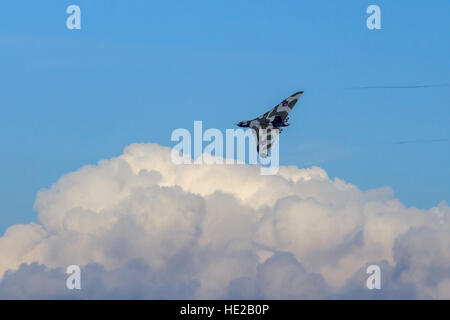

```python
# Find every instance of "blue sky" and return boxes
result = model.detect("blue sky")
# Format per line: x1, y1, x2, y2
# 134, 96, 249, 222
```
0, 0, 449, 234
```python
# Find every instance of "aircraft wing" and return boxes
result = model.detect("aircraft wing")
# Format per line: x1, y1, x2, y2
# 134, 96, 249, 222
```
251, 126, 280, 158
255, 91, 304, 123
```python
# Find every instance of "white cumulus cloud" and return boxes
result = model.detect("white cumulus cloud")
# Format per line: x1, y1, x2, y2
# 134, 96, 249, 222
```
0, 143, 449, 299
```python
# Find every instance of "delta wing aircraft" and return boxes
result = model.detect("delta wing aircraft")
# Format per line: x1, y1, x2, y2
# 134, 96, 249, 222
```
236, 91, 304, 157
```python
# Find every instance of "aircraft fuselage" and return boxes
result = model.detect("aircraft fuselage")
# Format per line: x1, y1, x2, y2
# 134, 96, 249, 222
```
236, 120, 290, 128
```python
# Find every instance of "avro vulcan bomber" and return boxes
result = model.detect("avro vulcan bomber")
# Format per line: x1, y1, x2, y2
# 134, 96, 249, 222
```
236, 91, 304, 157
